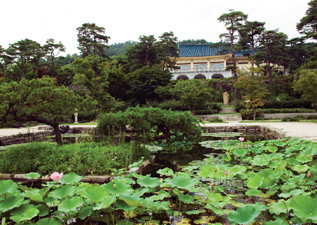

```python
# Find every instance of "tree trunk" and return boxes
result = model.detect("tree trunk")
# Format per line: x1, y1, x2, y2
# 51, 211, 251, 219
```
253, 108, 256, 121
230, 32, 238, 107
51, 123, 63, 145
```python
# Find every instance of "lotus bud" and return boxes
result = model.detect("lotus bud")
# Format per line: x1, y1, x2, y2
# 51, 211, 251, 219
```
307, 172, 311, 178
91, 171, 93, 176
210, 182, 215, 189
113, 184, 117, 189
225, 171, 228, 176
238, 137, 245, 142
307, 154, 310, 160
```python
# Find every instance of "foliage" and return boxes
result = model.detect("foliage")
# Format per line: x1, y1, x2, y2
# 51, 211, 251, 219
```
126, 66, 172, 104
293, 69, 317, 110
71, 56, 122, 115
218, 10, 248, 106
0, 77, 80, 145
261, 108, 315, 114
105, 41, 137, 56
4, 39, 44, 80
172, 79, 214, 115
256, 29, 288, 89
2, 137, 317, 224
297, 0, 317, 40
97, 106, 202, 145
0, 142, 149, 175
43, 38, 66, 73
240, 109, 264, 120
234, 72, 269, 120
126, 33, 179, 72
238, 20, 265, 70
76, 23, 110, 57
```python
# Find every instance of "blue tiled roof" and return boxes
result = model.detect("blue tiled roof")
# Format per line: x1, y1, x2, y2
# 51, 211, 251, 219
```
178, 44, 255, 58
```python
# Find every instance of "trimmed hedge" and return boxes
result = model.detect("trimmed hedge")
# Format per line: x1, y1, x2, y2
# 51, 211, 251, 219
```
262, 108, 316, 113
261, 99, 312, 109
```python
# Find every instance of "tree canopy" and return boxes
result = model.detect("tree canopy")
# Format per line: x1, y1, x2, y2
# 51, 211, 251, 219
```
297, 0, 317, 40
0, 77, 80, 145
77, 23, 110, 57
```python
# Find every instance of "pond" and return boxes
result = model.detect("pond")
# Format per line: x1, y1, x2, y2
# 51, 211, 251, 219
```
3, 129, 314, 225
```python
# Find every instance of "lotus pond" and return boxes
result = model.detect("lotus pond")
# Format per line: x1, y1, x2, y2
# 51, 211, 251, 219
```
1, 136, 317, 224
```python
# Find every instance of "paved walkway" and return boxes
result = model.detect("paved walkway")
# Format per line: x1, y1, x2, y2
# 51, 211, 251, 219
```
1, 121, 317, 141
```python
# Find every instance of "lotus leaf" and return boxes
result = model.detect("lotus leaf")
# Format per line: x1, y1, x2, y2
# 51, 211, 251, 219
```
35, 218, 61, 225
78, 206, 92, 219
222, 152, 232, 162
286, 157, 301, 166
35, 204, 49, 217
58, 196, 84, 213
0, 179, 19, 195
186, 209, 206, 215
81, 185, 108, 203
128, 157, 144, 169
10, 204, 39, 223
247, 174, 263, 189
116, 199, 138, 212
296, 155, 310, 163
293, 164, 309, 173
164, 176, 199, 190
258, 169, 277, 189
287, 173, 305, 183
128, 171, 143, 179
289, 195, 317, 222
228, 205, 260, 225
182, 166, 198, 172
48, 185, 77, 199
245, 189, 262, 196
252, 155, 270, 166
269, 200, 288, 215
93, 194, 116, 210
102, 181, 134, 196
233, 148, 248, 157
146, 200, 170, 213
60, 172, 83, 184
249, 202, 268, 212
24, 172, 41, 179
119, 193, 144, 207
267, 146, 278, 153
148, 190, 170, 201
178, 193, 195, 204
157, 167, 174, 176
269, 170, 284, 179
263, 218, 289, 225
25, 189, 44, 203
249, 147, 262, 154
0, 195, 25, 212
137, 175, 161, 188
114, 176, 135, 184
204, 203, 225, 216
264, 186, 278, 196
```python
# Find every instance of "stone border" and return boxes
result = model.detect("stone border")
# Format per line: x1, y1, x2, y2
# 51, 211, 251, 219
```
202, 125, 286, 139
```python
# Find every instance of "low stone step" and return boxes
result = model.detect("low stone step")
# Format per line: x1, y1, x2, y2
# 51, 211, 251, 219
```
219, 108, 236, 114
196, 114, 242, 121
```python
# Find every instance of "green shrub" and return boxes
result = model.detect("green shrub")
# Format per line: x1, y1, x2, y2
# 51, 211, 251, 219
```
262, 108, 315, 113
262, 99, 313, 109
240, 109, 264, 120
0, 142, 150, 175
208, 117, 224, 122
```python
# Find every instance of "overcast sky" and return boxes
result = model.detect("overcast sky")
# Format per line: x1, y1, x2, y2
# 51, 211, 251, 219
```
0, 0, 310, 55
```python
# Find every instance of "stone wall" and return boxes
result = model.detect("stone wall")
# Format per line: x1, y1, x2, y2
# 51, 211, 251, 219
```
263, 113, 317, 119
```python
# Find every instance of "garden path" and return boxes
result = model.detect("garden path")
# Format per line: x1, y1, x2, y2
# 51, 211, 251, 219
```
1, 122, 317, 141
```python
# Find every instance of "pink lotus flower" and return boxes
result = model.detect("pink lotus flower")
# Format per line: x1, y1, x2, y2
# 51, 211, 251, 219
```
225, 171, 228, 176
238, 137, 245, 142
307, 172, 311, 178
50, 172, 63, 181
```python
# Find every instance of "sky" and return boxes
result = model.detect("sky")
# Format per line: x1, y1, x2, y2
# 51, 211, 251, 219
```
0, 0, 311, 55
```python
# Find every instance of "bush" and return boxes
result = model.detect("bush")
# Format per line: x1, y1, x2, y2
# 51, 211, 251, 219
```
0, 142, 150, 175
261, 108, 316, 113
208, 117, 224, 122
240, 109, 264, 120
262, 99, 313, 109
